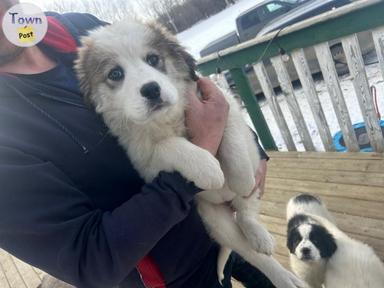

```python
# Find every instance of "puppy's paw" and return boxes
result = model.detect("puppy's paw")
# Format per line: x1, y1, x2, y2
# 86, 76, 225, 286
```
248, 224, 275, 255
237, 217, 275, 255
227, 172, 255, 197
193, 165, 225, 190
272, 269, 308, 288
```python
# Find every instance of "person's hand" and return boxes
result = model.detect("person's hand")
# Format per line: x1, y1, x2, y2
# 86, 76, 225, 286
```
245, 159, 268, 199
185, 78, 229, 156
255, 159, 267, 198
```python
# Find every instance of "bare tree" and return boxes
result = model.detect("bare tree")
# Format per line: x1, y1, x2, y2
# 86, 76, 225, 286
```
44, 0, 137, 22
44, 0, 229, 33
152, 0, 181, 32
224, 0, 236, 6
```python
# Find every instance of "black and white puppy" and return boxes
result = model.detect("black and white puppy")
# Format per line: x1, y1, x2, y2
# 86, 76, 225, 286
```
286, 194, 337, 288
287, 194, 384, 288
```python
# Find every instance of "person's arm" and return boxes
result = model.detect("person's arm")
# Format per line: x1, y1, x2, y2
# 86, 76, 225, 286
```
0, 78, 229, 288
0, 146, 199, 288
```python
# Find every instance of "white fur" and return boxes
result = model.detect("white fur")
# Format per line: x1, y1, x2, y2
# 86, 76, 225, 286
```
307, 214, 384, 288
287, 195, 384, 288
76, 20, 306, 288
288, 224, 326, 288
287, 195, 335, 288
286, 195, 335, 223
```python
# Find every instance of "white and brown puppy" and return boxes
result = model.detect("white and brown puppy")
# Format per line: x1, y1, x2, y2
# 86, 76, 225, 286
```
75, 19, 305, 288
287, 194, 384, 288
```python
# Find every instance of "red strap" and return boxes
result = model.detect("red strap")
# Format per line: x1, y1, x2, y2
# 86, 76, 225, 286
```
42, 16, 77, 53
137, 256, 166, 288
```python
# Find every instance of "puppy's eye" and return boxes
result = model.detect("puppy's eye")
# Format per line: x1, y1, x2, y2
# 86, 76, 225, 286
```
146, 54, 160, 67
108, 66, 125, 81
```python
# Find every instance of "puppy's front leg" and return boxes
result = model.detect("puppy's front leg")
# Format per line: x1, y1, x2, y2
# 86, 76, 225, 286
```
232, 193, 275, 255
196, 199, 307, 288
217, 96, 258, 196
149, 137, 225, 190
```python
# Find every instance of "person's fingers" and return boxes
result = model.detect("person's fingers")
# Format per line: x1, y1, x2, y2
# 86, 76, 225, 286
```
186, 87, 203, 109
197, 78, 219, 101
255, 172, 262, 188
258, 180, 266, 199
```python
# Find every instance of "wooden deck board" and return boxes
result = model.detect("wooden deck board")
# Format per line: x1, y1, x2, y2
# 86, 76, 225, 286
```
0, 259, 11, 288
0, 152, 382, 288
262, 151, 384, 263
12, 258, 41, 288
0, 250, 28, 288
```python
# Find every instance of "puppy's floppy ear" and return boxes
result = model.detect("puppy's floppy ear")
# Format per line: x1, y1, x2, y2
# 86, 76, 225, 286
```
148, 22, 199, 81
312, 226, 337, 258
75, 37, 95, 105
287, 228, 302, 254
176, 47, 199, 82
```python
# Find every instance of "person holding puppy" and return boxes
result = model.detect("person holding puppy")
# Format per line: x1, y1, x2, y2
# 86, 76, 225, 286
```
0, 1, 269, 287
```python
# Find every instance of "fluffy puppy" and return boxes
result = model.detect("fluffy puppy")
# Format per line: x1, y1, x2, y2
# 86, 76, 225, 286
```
287, 194, 384, 288
287, 194, 337, 288
307, 214, 384, 288
75, 19, 305, 288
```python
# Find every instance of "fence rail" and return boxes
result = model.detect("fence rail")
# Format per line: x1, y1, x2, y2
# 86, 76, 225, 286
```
197, 0, 384, 152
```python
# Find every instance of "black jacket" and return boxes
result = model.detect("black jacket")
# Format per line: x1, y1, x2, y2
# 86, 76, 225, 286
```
0, 13, 216, 288
0, 12, 268, 288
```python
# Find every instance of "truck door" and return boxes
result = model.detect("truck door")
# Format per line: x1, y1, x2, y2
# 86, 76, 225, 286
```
237, 7, 264, 41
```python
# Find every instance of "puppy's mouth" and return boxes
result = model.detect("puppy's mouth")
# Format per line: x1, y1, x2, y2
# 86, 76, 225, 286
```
300, 254, 314, 261
148, 99, 170, 113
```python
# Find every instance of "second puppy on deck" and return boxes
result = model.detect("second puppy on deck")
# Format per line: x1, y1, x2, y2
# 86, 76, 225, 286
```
287, 194, 337, 288
287, 193, 384, 288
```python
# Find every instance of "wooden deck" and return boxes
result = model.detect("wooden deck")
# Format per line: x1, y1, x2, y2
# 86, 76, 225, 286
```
262, 151, 384, 268
1, 152, 383, 288
234, 151, 384, 288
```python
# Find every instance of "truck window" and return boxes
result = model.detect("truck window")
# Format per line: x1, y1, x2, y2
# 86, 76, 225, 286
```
239, 9, 261, 30
259, 2, 291, 21
266, 3, 285, 13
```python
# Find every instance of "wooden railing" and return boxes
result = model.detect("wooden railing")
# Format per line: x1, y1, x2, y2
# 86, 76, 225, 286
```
197, 0, 384, 153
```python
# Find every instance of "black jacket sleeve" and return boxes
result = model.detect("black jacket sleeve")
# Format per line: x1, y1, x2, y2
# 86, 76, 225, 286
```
0, 146, 200, 288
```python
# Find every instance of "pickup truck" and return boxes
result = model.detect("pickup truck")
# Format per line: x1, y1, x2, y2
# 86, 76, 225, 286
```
200, 0, 376, 96
199, 0, 350, 57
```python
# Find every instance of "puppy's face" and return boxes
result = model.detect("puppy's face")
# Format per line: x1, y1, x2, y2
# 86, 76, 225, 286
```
75, 20, 197, 124
287, 215, 337, 262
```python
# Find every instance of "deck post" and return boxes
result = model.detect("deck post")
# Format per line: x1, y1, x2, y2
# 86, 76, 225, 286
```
314, 42, 360, 152
252, 63, 297, 151
229, 67, 278, 151
342, 34, 384, 152
291, 49, 335, 151
373, 27, 384, 91
271, 55, 315, 151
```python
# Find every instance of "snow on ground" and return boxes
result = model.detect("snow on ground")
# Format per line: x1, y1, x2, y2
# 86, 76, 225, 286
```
245, 61, 384, 151
177, 0, 263, 59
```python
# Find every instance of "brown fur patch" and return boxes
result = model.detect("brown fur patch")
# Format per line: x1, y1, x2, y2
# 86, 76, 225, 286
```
75, 38, 119, 105
147, 22, 198, 81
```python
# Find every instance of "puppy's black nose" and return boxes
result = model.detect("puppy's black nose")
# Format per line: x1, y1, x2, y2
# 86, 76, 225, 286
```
302, 248, 311, 256
140, 81, 161, 100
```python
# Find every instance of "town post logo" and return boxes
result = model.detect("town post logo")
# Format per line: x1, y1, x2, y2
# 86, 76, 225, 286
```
2, 3, 48, 47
